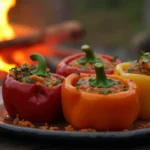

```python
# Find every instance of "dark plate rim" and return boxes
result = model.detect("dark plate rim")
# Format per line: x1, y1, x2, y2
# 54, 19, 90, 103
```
0, 120, 150, 140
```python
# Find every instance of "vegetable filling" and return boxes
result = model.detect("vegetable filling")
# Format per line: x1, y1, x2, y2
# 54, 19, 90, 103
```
68, 45, 118, 70
74, 63, 128, 94
125, 52, 150, 75
9, 54, 62, 88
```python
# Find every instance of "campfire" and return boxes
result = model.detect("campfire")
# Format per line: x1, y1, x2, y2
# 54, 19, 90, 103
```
0, 0, 85, 81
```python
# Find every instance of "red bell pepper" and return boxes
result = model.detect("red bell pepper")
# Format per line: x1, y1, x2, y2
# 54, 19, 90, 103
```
2, 53, 65, 123
56, 45, 121, 77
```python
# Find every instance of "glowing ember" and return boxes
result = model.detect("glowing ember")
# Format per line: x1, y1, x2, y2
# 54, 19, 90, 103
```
0, 56, 15, 72
0, 0, 16, 41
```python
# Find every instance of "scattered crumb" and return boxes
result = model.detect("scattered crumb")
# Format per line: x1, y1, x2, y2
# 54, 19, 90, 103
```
7, 115, 150, 132
123, 129, 129, 132
79, 128, 97, 132
39, 125, 49, 130
49, 127, 59, 130
18, 120, 35, 128
65, 125, 75, 131
12, 115, 20, 125
137, 122, 150, 129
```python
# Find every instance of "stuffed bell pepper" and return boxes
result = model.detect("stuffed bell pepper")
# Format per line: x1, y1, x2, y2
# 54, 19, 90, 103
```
2, 53, 65, 123
61, 62, 140, 130
114, 51, 150, 119
56, 44, 121, 77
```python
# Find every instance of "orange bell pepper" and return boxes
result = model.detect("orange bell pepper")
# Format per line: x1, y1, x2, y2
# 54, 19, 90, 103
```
61, 63, 140, 131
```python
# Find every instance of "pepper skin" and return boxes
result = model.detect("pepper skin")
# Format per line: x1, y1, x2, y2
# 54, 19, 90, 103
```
61, 64, 140, 130
114, 62, 150, 119
56, 45, 121, 77
2, 54, 65, 123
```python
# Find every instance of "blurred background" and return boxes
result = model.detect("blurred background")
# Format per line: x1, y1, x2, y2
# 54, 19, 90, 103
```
0, 0, 149, 83
8, 0, 147, 59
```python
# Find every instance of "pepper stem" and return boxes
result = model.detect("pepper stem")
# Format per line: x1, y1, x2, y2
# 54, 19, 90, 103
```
89, 63, 114, 88
78, 45, 101, 64
30, 53, 49, 76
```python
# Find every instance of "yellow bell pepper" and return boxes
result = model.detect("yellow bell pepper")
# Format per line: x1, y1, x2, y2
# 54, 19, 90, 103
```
114, 62, 150, 119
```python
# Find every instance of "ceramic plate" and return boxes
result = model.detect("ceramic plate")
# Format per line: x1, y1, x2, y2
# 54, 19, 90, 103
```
0, 87, 150, 144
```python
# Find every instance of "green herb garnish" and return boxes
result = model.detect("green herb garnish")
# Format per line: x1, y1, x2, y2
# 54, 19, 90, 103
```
141, 51, 150, 58
16, 68, 22, 72
137, 51, 150, 63
142, 58, 148, 63
112, 56, 119, 62
101, 89, 111, 95
124, 87, 128, 91
80, 66, 87, 70
10, 67, 17, 71
76, 87, 80, 91
56, 77, 62, 85
45, 82, 51, 86
25, 76, 34, 84
77, 80, 85, 85
128, 68, 134, 73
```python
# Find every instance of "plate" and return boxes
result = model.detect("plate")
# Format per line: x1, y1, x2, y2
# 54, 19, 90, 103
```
0, 87, 150, 144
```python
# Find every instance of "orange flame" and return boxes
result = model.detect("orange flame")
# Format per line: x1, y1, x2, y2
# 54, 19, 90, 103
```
0, 0, 53, 74
0, 0, 16, 73
0, 0, 16, 41
0, 56, 15, 72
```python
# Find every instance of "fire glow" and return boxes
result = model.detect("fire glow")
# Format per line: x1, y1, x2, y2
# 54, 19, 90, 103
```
0, 0, 51, 74
0, 0, 16, 41
0, 0, 16, 72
